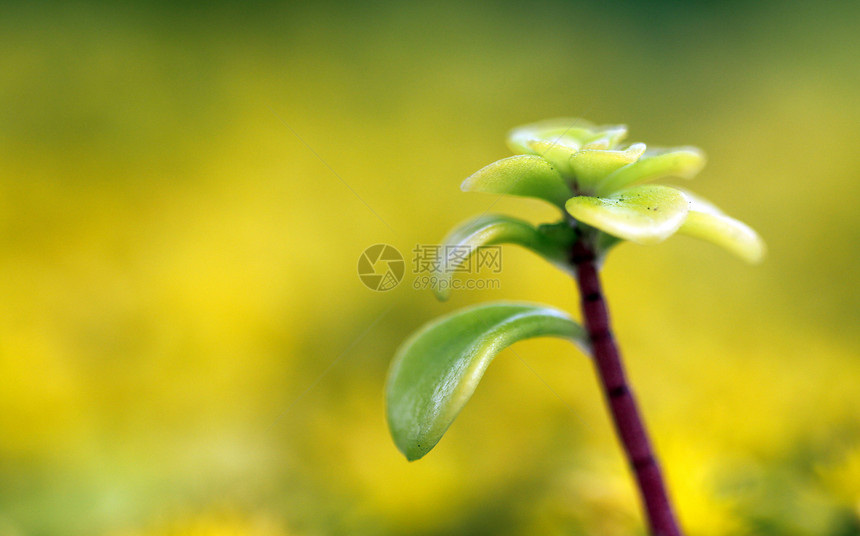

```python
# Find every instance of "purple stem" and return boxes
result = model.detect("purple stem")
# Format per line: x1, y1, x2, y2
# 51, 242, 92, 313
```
570, 238, 683, 536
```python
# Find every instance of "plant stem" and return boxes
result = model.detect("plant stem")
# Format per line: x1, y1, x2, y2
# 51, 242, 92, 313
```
570, 237, 683, 536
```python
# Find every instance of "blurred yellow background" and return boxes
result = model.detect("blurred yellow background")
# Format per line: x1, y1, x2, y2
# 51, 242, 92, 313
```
1, 1, 859, 535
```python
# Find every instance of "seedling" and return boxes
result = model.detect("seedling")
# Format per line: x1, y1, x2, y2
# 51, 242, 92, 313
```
385, 118, 764, 535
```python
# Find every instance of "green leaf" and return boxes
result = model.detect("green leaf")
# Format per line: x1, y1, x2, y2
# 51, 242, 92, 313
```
565, 185, 689, 245
431, 215, 575, 301
578, 126, 629, 150
569, 143, 646, 191
595, 147, 705, 196
461, 155, 572, 207
677, 191, 766, 263
507, 118, 628, 154
526, 139, 579, 178
507, 118, 597, 154
386, 302, 587, 461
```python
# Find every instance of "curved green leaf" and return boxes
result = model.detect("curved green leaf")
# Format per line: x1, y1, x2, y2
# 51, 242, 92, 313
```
677, 191, 766, 263
595, 147, 705, 196
569, 143, 646, 191
578, 127, 630, 151
461, 155, 572, 207
507, 118, 627, 154
565, 185, 689, 245
386, 302, 587, 461
431, 215, 575, 301
507, 118, 597, 154
526, 139, 579, 178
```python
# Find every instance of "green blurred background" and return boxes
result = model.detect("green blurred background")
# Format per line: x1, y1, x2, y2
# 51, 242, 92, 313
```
1, 1, 859, 534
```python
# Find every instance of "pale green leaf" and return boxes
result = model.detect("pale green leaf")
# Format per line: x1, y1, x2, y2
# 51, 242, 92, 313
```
461, 155, 572, 207
595, 147, 705, 196
430, 215, 575, 301
386, 302, 587, 461
565, 185, 689, 245
526, 139, 579, 178
507, 118, 627, 154
569, 143, 646, 191
507, 118, 598, 154
677, 191, 766, 263
579, 126, 629, 150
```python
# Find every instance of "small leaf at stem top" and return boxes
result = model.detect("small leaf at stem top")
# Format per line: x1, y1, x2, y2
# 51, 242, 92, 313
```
569, 143, 646, 191
507, 118, 627, 154
595, 147, 705, 197
565, 184, 690, 245
676, 190, 766, 263
461, 155, 572, 207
